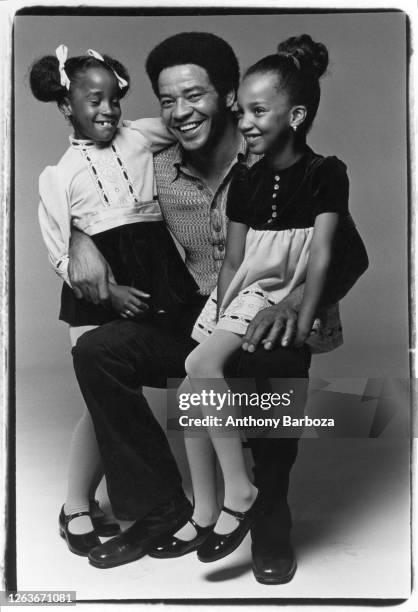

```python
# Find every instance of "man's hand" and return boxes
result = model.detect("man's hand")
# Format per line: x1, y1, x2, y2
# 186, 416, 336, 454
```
68, 230, 115, 304
242, 302, 299, 352
109, 285, 150, 319
241, 286, 304, 352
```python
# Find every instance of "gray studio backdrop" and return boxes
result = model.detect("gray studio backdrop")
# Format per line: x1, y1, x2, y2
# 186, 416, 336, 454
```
15, 11, 408, 380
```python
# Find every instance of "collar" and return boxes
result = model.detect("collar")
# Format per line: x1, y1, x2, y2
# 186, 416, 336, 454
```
69, 135, 96, 149
252, 145, 316, 178
166, 133, 258, 183
69, 131, 120, 149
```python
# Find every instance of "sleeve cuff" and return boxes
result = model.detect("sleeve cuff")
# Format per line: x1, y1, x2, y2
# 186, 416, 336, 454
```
56, 256, 72, 288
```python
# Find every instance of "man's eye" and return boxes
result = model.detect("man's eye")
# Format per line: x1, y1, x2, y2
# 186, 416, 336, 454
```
160, 99, 174, 109
188, 93, 202, 102
254, 107, 266, 115
111, 99, 120, 106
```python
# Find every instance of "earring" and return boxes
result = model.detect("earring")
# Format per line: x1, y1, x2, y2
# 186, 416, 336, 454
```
291, 125, 297, 132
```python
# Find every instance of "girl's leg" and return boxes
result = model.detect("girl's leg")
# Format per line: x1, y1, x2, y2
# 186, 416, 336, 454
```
185, 330, 258, 535
173, 377, 219, 541
65, 326, 103, 534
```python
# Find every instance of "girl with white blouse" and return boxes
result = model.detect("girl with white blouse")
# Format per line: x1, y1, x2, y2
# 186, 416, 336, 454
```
30, 45, 196, 557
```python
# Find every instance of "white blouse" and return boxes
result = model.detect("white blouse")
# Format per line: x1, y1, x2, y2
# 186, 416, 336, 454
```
38, 118, 174, 285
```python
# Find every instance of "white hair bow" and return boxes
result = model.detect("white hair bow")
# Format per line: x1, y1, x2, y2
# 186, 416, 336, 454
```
55, 45, 128, 91
86, 48, 128, 89
55, 44, 71, 90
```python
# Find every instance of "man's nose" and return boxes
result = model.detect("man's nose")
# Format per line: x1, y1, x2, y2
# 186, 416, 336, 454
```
173, 97, 192, 121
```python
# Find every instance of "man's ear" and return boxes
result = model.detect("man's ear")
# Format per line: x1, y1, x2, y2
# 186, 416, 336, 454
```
225, 89, 236, 110
58, 97, 72, 120
289, 105, 307, 131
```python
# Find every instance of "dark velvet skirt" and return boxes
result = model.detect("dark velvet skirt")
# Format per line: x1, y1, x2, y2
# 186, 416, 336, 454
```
59, 221, 199, 326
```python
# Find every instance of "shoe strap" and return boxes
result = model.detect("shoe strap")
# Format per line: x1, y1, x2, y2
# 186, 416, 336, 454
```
188, 517, 214, 534
63, 510, 91, 525
221, 506, 246, 521
188, 517, 207, 534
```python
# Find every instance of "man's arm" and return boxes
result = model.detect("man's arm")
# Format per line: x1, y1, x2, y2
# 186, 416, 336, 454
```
123, 118, 176, 153
321, 215, 369, 304
68, 229, 115, 304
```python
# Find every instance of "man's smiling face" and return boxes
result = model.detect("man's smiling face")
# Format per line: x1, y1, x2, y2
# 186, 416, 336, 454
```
157, 64, 230, 152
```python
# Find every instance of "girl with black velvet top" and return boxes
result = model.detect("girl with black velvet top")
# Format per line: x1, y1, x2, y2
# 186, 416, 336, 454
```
152, 35, 354, 565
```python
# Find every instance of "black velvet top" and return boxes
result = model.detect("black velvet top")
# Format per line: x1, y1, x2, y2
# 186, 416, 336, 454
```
227, 147, 349, 230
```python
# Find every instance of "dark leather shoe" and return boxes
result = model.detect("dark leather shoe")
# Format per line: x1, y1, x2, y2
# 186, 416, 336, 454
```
88, 494, 192, 568
251, 539, 297, 584
197, 494, 260, 563
89, 500, 121, 537
149, 517, 215, 558
59, 506, 101, 557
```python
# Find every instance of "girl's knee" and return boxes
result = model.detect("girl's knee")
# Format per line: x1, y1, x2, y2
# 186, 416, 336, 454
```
185, 347, 218, 378
185, 349, 204, 377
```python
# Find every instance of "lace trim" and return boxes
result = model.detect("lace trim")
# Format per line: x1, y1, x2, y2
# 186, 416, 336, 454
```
80, 148, 111, 207
78, 143, 141, 208
111, 142, 140, 204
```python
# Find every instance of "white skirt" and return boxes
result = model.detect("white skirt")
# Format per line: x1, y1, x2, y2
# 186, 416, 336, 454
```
191, 226, 343, 353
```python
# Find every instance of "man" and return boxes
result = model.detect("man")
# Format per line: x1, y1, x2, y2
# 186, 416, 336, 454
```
70, 32, 366, 583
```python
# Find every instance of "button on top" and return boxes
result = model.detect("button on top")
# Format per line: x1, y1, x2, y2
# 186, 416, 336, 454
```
274, 174, 280, 181
273, 184, 279, 191
218, 243, 225, 251
213, 224, 221, 232
197, 183, 204, 190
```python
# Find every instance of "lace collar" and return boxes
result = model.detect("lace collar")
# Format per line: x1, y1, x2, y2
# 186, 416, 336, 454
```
69, 135, 96, 149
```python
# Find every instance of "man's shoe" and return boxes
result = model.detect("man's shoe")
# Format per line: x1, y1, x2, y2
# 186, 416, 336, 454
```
251, 539, 297, 585
149, 517, 215, 558
89, 500, 121, 537
88, 494, 192, 568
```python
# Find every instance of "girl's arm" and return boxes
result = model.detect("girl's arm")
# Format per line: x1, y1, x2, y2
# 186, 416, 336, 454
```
216, 221, 248, 321
294, 212, 340, 346
38, 166, 72, 286
123, 117, 176, 153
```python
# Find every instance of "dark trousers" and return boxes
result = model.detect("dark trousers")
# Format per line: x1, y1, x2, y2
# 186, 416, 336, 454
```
72, 303, 310, 541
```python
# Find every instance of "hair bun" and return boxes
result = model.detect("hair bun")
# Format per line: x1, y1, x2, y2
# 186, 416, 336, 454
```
277, 34, 329, 78
29, 55, 66, 102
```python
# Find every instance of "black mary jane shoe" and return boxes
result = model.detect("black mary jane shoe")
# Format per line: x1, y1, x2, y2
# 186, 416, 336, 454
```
59, 506, 101, 557
197, 494, 260, 563
149, 517, 215, 559
88, 493, 193, 569
89, 500, 121, 537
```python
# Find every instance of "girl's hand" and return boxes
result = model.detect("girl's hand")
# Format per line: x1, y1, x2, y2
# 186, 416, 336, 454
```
293, 325, 311, 348
108, 285, 150, 319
